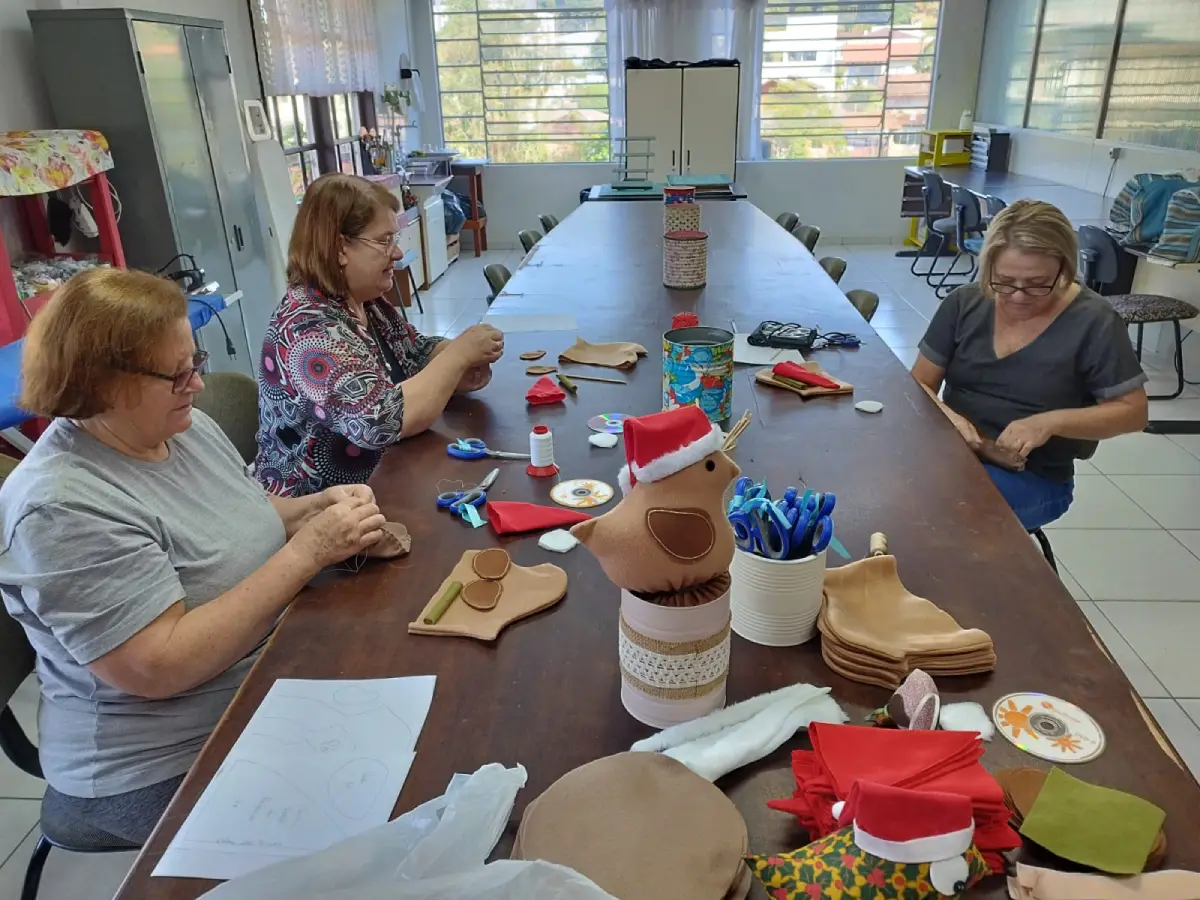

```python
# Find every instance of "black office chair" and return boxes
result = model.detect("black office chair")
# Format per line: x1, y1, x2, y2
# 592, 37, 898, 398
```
819, 256, 847, 284
538, 214, 559, 233
0, 613, 140, 900
911, 172, 957, 283
934, 186, 986, 298
844, 289, 880, 323
792, 223, 821, 253
983, 194, 1007, 224
775, 212, 800, 231
1078, 225, 1199, 400
1031, 528, 1057, 573
518, 229, 542, 254
483, 263, 511, 306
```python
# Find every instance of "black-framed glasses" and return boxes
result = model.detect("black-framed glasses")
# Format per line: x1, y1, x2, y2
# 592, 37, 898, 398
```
121, 350, 209, 393
350, 232, 401, 253
990, 263, 1063, 297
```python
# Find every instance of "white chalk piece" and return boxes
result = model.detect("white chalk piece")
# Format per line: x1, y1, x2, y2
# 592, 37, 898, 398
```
538, 529, 579, 553
589, 432, 619, 448
938, 701, 995, 740
854, 400, 884, 414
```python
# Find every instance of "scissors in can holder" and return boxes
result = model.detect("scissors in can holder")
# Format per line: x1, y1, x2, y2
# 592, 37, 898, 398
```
728, 497, 795, 560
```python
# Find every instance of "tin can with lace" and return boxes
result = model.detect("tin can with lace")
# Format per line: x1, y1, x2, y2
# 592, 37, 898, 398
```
662, 325, 734, 422
663, 229, 708, 290
664, 202, 701, 234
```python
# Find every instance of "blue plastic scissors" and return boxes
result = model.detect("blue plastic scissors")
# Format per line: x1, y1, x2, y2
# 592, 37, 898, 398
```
792, 491, 836, 558
728, 476, 771, 514
446, 437, 530, 461
728, 497, 794, 560
436, 468, 499, 525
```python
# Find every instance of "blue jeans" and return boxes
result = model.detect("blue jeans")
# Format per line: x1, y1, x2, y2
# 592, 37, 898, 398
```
984, 465, 1074, 531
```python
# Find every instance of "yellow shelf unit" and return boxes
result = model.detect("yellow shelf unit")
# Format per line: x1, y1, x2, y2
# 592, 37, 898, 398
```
917, 130, 972, 168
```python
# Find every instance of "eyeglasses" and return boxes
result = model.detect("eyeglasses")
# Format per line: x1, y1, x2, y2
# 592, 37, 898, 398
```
990, 263, 1063, 298
120, 350, 209, 393
352, 233, 401, 253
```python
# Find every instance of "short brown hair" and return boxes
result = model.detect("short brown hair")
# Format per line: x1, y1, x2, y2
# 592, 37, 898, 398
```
287, 174, 400, 297
978, 199, 1079, 298
21, 267, 188, 418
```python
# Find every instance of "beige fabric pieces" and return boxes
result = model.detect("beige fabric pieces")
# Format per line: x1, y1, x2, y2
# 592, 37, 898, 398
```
364, 522, 412, 559
1008, 864, 1200, 900
558, 337, 648, 370
513, 752, 750, 900
819, 555, 995, 689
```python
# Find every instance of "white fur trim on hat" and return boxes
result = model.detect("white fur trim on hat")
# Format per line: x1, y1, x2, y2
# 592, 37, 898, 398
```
853, 821, 974, 865
619, 422, 724, 494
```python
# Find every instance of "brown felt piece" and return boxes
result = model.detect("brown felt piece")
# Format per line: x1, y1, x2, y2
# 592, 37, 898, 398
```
979, 436, 1027, 472
512, 752, 749, 900
472, 547, 512, 581
570, 450, 740, 594
462, 578, 502, 611
363, 522, 412, 559
519, 350, 547, 360
526, 364, 558, 375
754, 364, 853, 398
646, 508, 716, 561
409, 549, 567, 641
558, 337, 648, 370
633, 570, 731, 609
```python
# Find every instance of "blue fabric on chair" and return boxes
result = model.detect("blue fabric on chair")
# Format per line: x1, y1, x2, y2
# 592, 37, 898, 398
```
963, 237, 984, 254
0, 340, 30, 431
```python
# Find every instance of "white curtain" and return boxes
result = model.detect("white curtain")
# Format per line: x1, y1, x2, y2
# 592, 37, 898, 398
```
253, 0, 381, 97
606, 0, 765, 160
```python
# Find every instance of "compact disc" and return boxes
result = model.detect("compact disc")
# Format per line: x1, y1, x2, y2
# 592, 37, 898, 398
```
588, 413, 630, 434
992, 692, 1105, 763
550, 479, 615, 509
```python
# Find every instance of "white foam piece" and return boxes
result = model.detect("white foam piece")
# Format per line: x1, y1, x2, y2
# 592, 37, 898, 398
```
538, 529, 579, 553
588, 432, 619, 449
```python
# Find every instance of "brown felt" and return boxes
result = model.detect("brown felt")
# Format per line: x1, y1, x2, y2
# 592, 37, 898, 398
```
632, 570, 731, 609
571, 450, 739, 594
526, 365, 558, 375
472, 547, 512, 580
512, 752, 749, 900
558, 337, 648, 370
646, 508, 716, 561
364, 522, 412, 559
755, 364, 853, 398
519, 350, 547, 360
462, 578, 502, 611
979, 436, 1027, 472
408, 549, 567, 641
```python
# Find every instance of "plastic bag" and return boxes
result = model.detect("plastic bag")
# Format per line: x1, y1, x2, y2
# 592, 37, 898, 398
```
200, 763, 616, 900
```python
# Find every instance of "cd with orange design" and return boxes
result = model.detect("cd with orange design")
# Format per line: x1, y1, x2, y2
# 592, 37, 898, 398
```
550, 479, 614, 509
992, 692, 1105, 763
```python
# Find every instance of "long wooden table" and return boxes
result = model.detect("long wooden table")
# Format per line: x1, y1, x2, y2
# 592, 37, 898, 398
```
119, 201, 1200, 899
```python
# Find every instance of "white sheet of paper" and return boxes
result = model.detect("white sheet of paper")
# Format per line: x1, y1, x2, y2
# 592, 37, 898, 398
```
153, 676, 435, 881
733, 333, 807, 366
480, 314, 579, 332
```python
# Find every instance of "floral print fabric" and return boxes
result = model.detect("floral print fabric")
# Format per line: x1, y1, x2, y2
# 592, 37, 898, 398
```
0, 130, 113, 196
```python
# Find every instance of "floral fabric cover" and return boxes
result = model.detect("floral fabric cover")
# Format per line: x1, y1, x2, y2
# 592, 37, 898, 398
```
0, 130, 114, 197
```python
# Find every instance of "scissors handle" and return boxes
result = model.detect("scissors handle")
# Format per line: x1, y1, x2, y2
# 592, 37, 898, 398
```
447, 438, 488, 460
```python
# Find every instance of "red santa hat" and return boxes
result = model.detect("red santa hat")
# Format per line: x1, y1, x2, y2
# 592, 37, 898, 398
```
833, 781, 975, 895
618, 406, 725, 495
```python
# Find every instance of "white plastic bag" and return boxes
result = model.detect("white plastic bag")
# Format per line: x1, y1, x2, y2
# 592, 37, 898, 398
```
200, 763, 616, 900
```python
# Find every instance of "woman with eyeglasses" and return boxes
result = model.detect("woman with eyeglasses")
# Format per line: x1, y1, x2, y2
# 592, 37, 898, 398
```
255, 174, 504, 496
0, 267, 387, 841
912, 199, 1148, 531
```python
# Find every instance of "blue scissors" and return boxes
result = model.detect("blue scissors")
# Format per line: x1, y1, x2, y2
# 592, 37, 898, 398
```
792, 491, 836, 558
446, 438, 530, 461
728, 476, 771, 514
729, 497, 795, 560
436, 468, 499, 523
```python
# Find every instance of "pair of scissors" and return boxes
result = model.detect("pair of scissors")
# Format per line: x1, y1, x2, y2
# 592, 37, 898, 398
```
792, 491, 836, 558
729, 497, 794, 560
436, 468, 499, 526
446, 438, 530, 461
728, 476, 770, 515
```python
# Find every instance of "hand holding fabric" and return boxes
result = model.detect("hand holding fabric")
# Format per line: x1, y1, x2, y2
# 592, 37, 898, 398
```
456, 364, 492, 394
996, 413, 1055, 459
449, 324, 504, 368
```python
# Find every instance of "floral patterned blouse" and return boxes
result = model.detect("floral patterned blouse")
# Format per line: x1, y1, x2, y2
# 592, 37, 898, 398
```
255, 282, 443, 497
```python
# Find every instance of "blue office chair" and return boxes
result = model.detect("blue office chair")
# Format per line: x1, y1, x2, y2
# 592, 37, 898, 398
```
934, 186, 986, 298
910, 172, 957, 283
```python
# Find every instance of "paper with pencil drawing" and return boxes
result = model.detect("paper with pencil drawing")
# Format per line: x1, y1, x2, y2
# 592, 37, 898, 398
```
153, 676, 436, 881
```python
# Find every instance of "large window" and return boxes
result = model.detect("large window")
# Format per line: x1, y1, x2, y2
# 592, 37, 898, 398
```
758, 0, 941, 160
975, 0, 1040, 128
267, 93, 368, 200
433, 0, 610, 163
1026, 0, 1119, 136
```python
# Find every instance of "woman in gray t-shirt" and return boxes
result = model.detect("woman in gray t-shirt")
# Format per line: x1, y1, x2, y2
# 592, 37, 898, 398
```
0, 269, 388, 843
912, 199, 1148, 531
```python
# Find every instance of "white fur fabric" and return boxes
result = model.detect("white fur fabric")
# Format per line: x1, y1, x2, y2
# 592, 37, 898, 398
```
629, 683, 846, 782
938, 702, 995, 741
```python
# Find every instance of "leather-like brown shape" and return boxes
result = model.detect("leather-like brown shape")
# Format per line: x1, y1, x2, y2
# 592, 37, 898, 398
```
632, 570, 731, 609
526, 364, 558, 375
646, 508, 715, 561
557, 337, 648, 370
462, 578, 502, 611
364, 522, 412, 559
519, 350, 547, 360
472, 547, 512, 580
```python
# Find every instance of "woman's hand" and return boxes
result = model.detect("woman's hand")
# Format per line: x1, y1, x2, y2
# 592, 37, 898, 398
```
292, 498, 386, 567
323, 484, 375, 507
997, 413, 1056, 459
455, 364, 492, 394
448, 324, 504, 368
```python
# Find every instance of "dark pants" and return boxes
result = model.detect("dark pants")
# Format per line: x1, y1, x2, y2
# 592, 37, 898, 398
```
984, 465, 1074, 531
46, 774, 184, 845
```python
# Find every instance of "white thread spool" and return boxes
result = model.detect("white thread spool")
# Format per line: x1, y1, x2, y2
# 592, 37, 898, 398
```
527, 424, 558, 477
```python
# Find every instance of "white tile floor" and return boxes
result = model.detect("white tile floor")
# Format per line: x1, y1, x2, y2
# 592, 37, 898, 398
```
4, 239, 1200, 897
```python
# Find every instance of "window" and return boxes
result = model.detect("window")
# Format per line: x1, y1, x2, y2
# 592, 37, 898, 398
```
759, 0, 941, 160
266, 94, 319, 200
1027, 0, 1119, 136
975, 0, 1040, 128
433, 0, 610, 164
330, 93, 365, 176
267, 93, 369, 201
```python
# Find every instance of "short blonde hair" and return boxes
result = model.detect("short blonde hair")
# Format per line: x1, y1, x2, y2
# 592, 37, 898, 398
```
21, 267, 188, 418
978, 199, 1078, 298
287, 174, 400, 298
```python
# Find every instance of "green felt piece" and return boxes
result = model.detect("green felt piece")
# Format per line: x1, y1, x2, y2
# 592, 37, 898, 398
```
1019, 767, 1165, 875
667, 173, 732, 186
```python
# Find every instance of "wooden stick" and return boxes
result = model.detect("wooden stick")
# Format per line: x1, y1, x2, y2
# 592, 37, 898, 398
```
723, 410, 752, 451
564, 373, 626, 385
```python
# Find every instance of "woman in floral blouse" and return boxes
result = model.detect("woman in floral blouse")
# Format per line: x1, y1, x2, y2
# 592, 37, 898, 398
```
256, 174, 504, 496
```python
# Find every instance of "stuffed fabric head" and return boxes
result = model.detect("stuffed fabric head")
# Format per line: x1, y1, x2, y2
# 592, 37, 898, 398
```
570, 406, 740, 594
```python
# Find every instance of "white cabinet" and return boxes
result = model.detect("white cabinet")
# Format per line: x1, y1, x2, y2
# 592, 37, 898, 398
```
624, 62, 740, 180
420, 196, 449, 289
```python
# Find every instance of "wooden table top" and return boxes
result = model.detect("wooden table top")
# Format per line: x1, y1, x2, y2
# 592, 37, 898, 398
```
119, 200, 1200, 899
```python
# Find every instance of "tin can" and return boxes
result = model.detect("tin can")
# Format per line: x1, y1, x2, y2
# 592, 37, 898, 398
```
662, 325, 734, 422
663, 230, 708, 290
664, 202, 701, 233
663, 185, 696, 205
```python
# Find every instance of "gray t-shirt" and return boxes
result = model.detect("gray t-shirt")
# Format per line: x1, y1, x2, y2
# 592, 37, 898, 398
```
0, 410, 286, 798
919, 284, 1147, 482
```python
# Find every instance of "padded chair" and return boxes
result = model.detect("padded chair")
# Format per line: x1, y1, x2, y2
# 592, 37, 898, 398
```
775, 212, 800, 232
911, 172, 957, 283
192, 371, 259, 465
1079, 225, 1199, 399
538, 213, 560, 233
1, 613, 140, 900
984, 194, 1007, 224
792, 223, 821, 253
819, 256, 847, 284
1031, 528, 1057, 573
518, 229, 542, 254
844, 288, 880, 323
483, 263, 512, 306
934, 186, 986, 298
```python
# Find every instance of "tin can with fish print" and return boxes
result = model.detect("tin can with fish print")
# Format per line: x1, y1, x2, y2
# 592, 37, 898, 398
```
663, 326, 734, 423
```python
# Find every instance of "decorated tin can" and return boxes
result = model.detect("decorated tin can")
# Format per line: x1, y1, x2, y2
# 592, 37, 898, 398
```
663, 185, 696, 205
664, 201, 702, 234
663, 230, 708, 290
662, 325, 735, 422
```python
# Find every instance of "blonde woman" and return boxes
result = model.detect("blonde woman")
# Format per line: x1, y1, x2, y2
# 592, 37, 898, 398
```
912, 199, 1148, 530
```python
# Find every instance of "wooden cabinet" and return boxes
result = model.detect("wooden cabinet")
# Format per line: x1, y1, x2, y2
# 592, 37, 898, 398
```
626, 67, 683, 182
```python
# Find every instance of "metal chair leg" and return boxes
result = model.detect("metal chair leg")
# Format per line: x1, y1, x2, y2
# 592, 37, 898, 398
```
910, 230, 946, 279
21, 834, 52, 900
933, 250, 976, 298
1135, 322, 1145, 360
1031, 528, 1057, 574
1148, 319, 1186, 401
408, 267, 424, 315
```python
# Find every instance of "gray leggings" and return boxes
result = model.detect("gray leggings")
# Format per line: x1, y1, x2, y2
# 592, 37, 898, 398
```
46, 774, 185, 845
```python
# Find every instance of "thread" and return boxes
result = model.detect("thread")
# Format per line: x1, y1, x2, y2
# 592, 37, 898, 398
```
527, 424, 559, 477
868, 532, 889, 557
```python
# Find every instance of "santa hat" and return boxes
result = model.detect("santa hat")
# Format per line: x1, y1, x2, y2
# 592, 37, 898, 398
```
833, 781, 975, 896
618, 406, 724, 494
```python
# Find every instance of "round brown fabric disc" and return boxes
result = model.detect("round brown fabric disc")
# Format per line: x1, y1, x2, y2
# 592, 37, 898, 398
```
472, 547, 512, 581
461, 578, 502, 611
519, 350, 547, 360
513, 752, 748, 899
526, 364, 557, 375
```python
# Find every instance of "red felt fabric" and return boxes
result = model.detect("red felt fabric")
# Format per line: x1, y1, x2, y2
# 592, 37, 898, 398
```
486, 501, 591, 535
671, 312, 700, 329
526, 376, 566, 406
773, 361, 840, 390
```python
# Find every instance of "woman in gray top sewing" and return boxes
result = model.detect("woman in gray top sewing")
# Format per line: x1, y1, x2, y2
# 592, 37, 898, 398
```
0, 269, 387, 843
912, 199, 1149, 531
